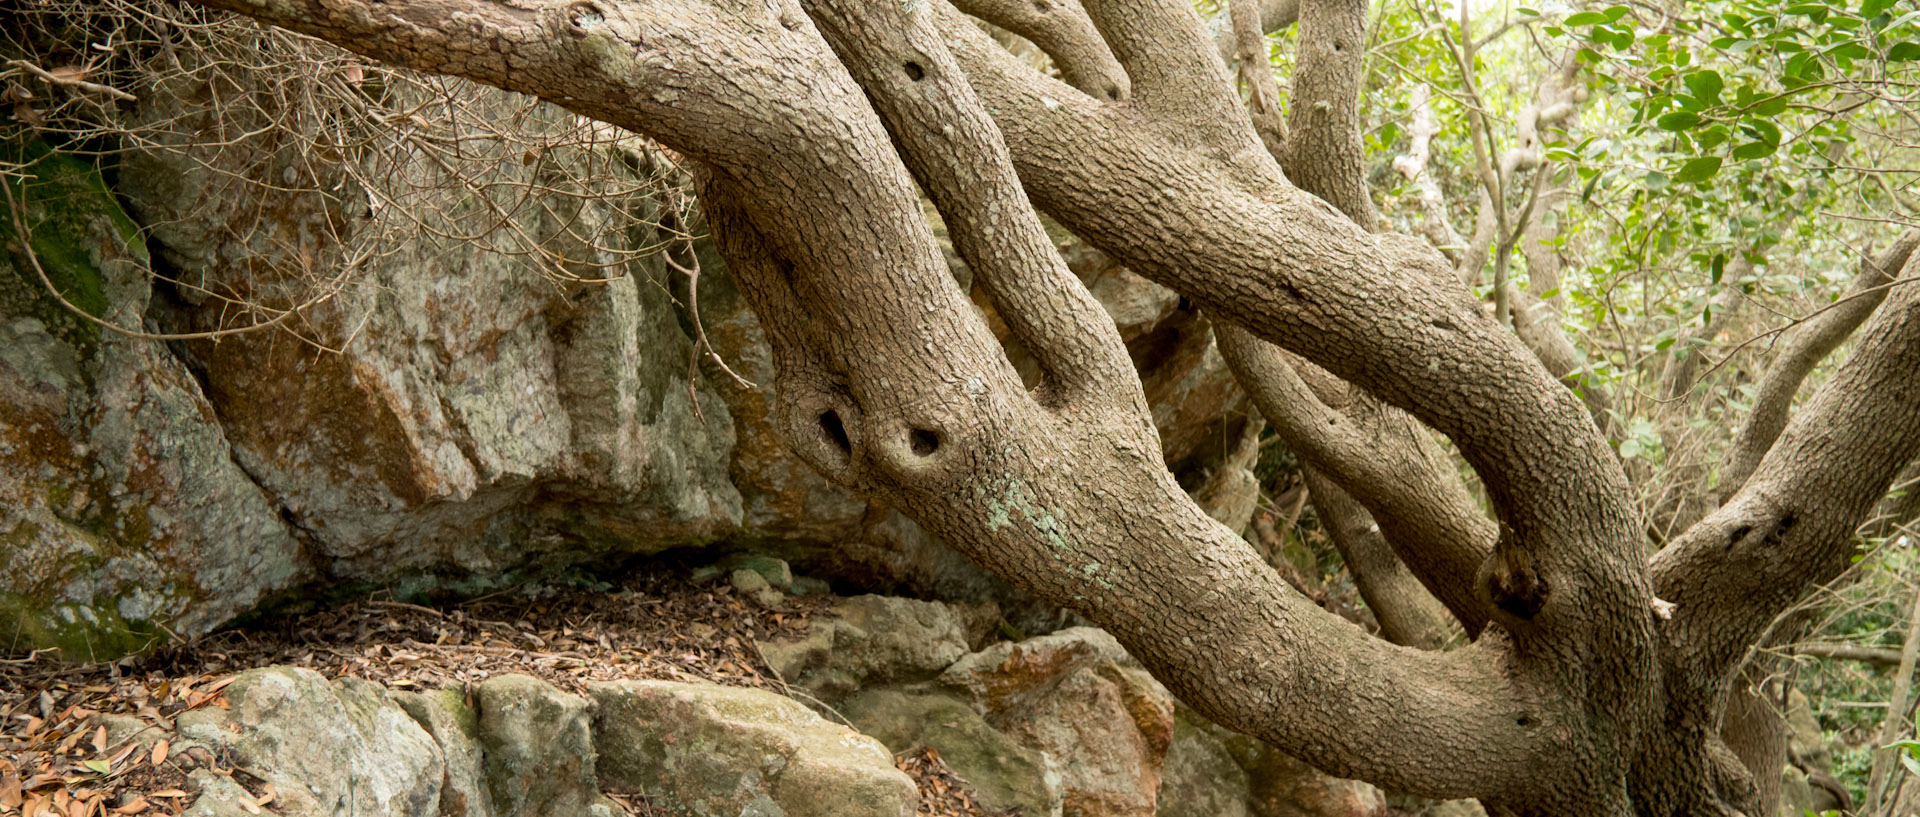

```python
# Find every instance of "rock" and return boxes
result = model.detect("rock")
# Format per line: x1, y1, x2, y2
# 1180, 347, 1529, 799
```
758, 595, 971, 700
472, 674, 605, 817
395, 689, 497, 817
1157, 715, 1251, 817
589, 679, 917, 817
840, 689, 1061, 817
115, 69, 741, 588
938, 627, 1130, 714
183, 770, 276, 817
692, 553, 793, 590
942, 629, 1174, 817
0, 146, 306, 655
174, 668, 443, 817
730, 568, 786, 610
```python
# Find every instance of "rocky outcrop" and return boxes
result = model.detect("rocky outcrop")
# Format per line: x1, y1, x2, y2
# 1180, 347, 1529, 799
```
1, 147, 306, 658
590, 680, 917, 817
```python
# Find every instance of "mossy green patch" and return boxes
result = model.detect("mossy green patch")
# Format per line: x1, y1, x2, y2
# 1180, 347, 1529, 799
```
0, 139, 148, 353
0, 590, 159, 660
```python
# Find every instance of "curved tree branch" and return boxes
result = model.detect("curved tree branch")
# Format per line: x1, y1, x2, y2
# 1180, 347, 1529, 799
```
945, 0, 1130, 100
1718, 229, 1920, 500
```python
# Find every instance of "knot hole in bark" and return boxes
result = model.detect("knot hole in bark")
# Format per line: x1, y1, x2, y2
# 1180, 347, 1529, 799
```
566, 2, 605, 35
903, 61, 926, 82
1481, 541, 1549, 621
820, 409, 852, 454
909, 428, 941, 456
778, 387, 863, 486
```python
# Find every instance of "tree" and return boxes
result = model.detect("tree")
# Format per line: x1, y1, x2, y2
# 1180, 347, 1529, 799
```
103, 0, 1920, 812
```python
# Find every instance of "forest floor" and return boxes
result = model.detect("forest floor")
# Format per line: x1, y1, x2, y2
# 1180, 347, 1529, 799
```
0, 570, 1008, 817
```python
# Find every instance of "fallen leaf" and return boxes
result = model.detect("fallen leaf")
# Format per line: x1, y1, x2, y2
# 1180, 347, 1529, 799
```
0, 774, 21, 809
80, 760, 109, 775
255, 784, 275, 807
90, 726, 106, 754
47, 66, 87, 83
112, 799, 148, 815
150, 740, 169, 768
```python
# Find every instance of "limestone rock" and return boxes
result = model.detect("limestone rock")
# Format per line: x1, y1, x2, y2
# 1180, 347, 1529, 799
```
472, 674, 604, 817
840, 689, 1061, 817
730, 568, 786, 610
590, 679, 917, 817
942, 629, 1174, 817
0, 148, 305, 655
758, 595, 971, 700
1157, 715, 1251, 817
174, 668, 443, 817
115, 71, 740, 587
183, 770, 279, 817
395, 689, 497, 817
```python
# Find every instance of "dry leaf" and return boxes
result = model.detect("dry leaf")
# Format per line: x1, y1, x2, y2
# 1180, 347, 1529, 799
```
1, 773, 22, 809
90, 726, 106, 754
47, 66, 86, 83
150, 740, 169, 768
112, 798, 148, 815
255, 784, 275, 807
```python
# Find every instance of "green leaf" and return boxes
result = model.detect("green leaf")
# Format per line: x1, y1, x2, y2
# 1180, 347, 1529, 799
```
83, 759, 110, 775
1518, 5, 1541, 14
1860, 0, 1896, 17
1565, 10, 1610, 25
1644, 170, 1670, 190
1732, 141, 1778, 160
1656, 111, 1703, 130
1744, 118, 1782, 146
1685, 70, 1725, 107
1674, 156, 1723, 182
1697, 125, 1731, 149
1603, 4, 1630, 22
1890, 42, 1920, 60
1710, 253, 1727, 283
1753, 95, 1792, 116
1620, 438, 1644, 459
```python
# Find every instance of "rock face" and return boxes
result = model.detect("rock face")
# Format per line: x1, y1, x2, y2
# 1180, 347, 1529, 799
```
940, 628, 1176, 817
116, 74, 741, 584
472, 675, 611, 817
1, 148, 306, 656
174, 668, 444, 817
590, 679, 918, 817
758, 595, 973, 701
840, 689, 1061, 817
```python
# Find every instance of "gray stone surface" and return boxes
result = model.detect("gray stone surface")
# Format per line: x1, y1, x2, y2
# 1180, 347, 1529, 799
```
590, 679, 917, 817
174, 668, 443, 817
396, 688, 498, 817
473, 674, 603, 817
1156, 715, 1251, 817
758, 595, 971, 700
1, 149, 305, 655
841, 689, 1061, 817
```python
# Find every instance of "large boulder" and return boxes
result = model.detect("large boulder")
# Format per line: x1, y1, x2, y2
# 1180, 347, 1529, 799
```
174, 668, 444, 817
941, 628, 1176, 817
0, 147, 305, 655
758, 595, 972, 700
115, 67, 741, 585
472, 674, 615, 817
590, 679, 917, 817
840, 689, 1061, 817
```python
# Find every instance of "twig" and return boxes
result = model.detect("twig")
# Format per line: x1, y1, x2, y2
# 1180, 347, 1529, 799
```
5, 59, 137, 102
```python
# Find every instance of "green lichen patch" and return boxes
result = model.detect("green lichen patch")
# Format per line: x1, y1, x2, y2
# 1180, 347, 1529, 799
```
0, 140, 147, 354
